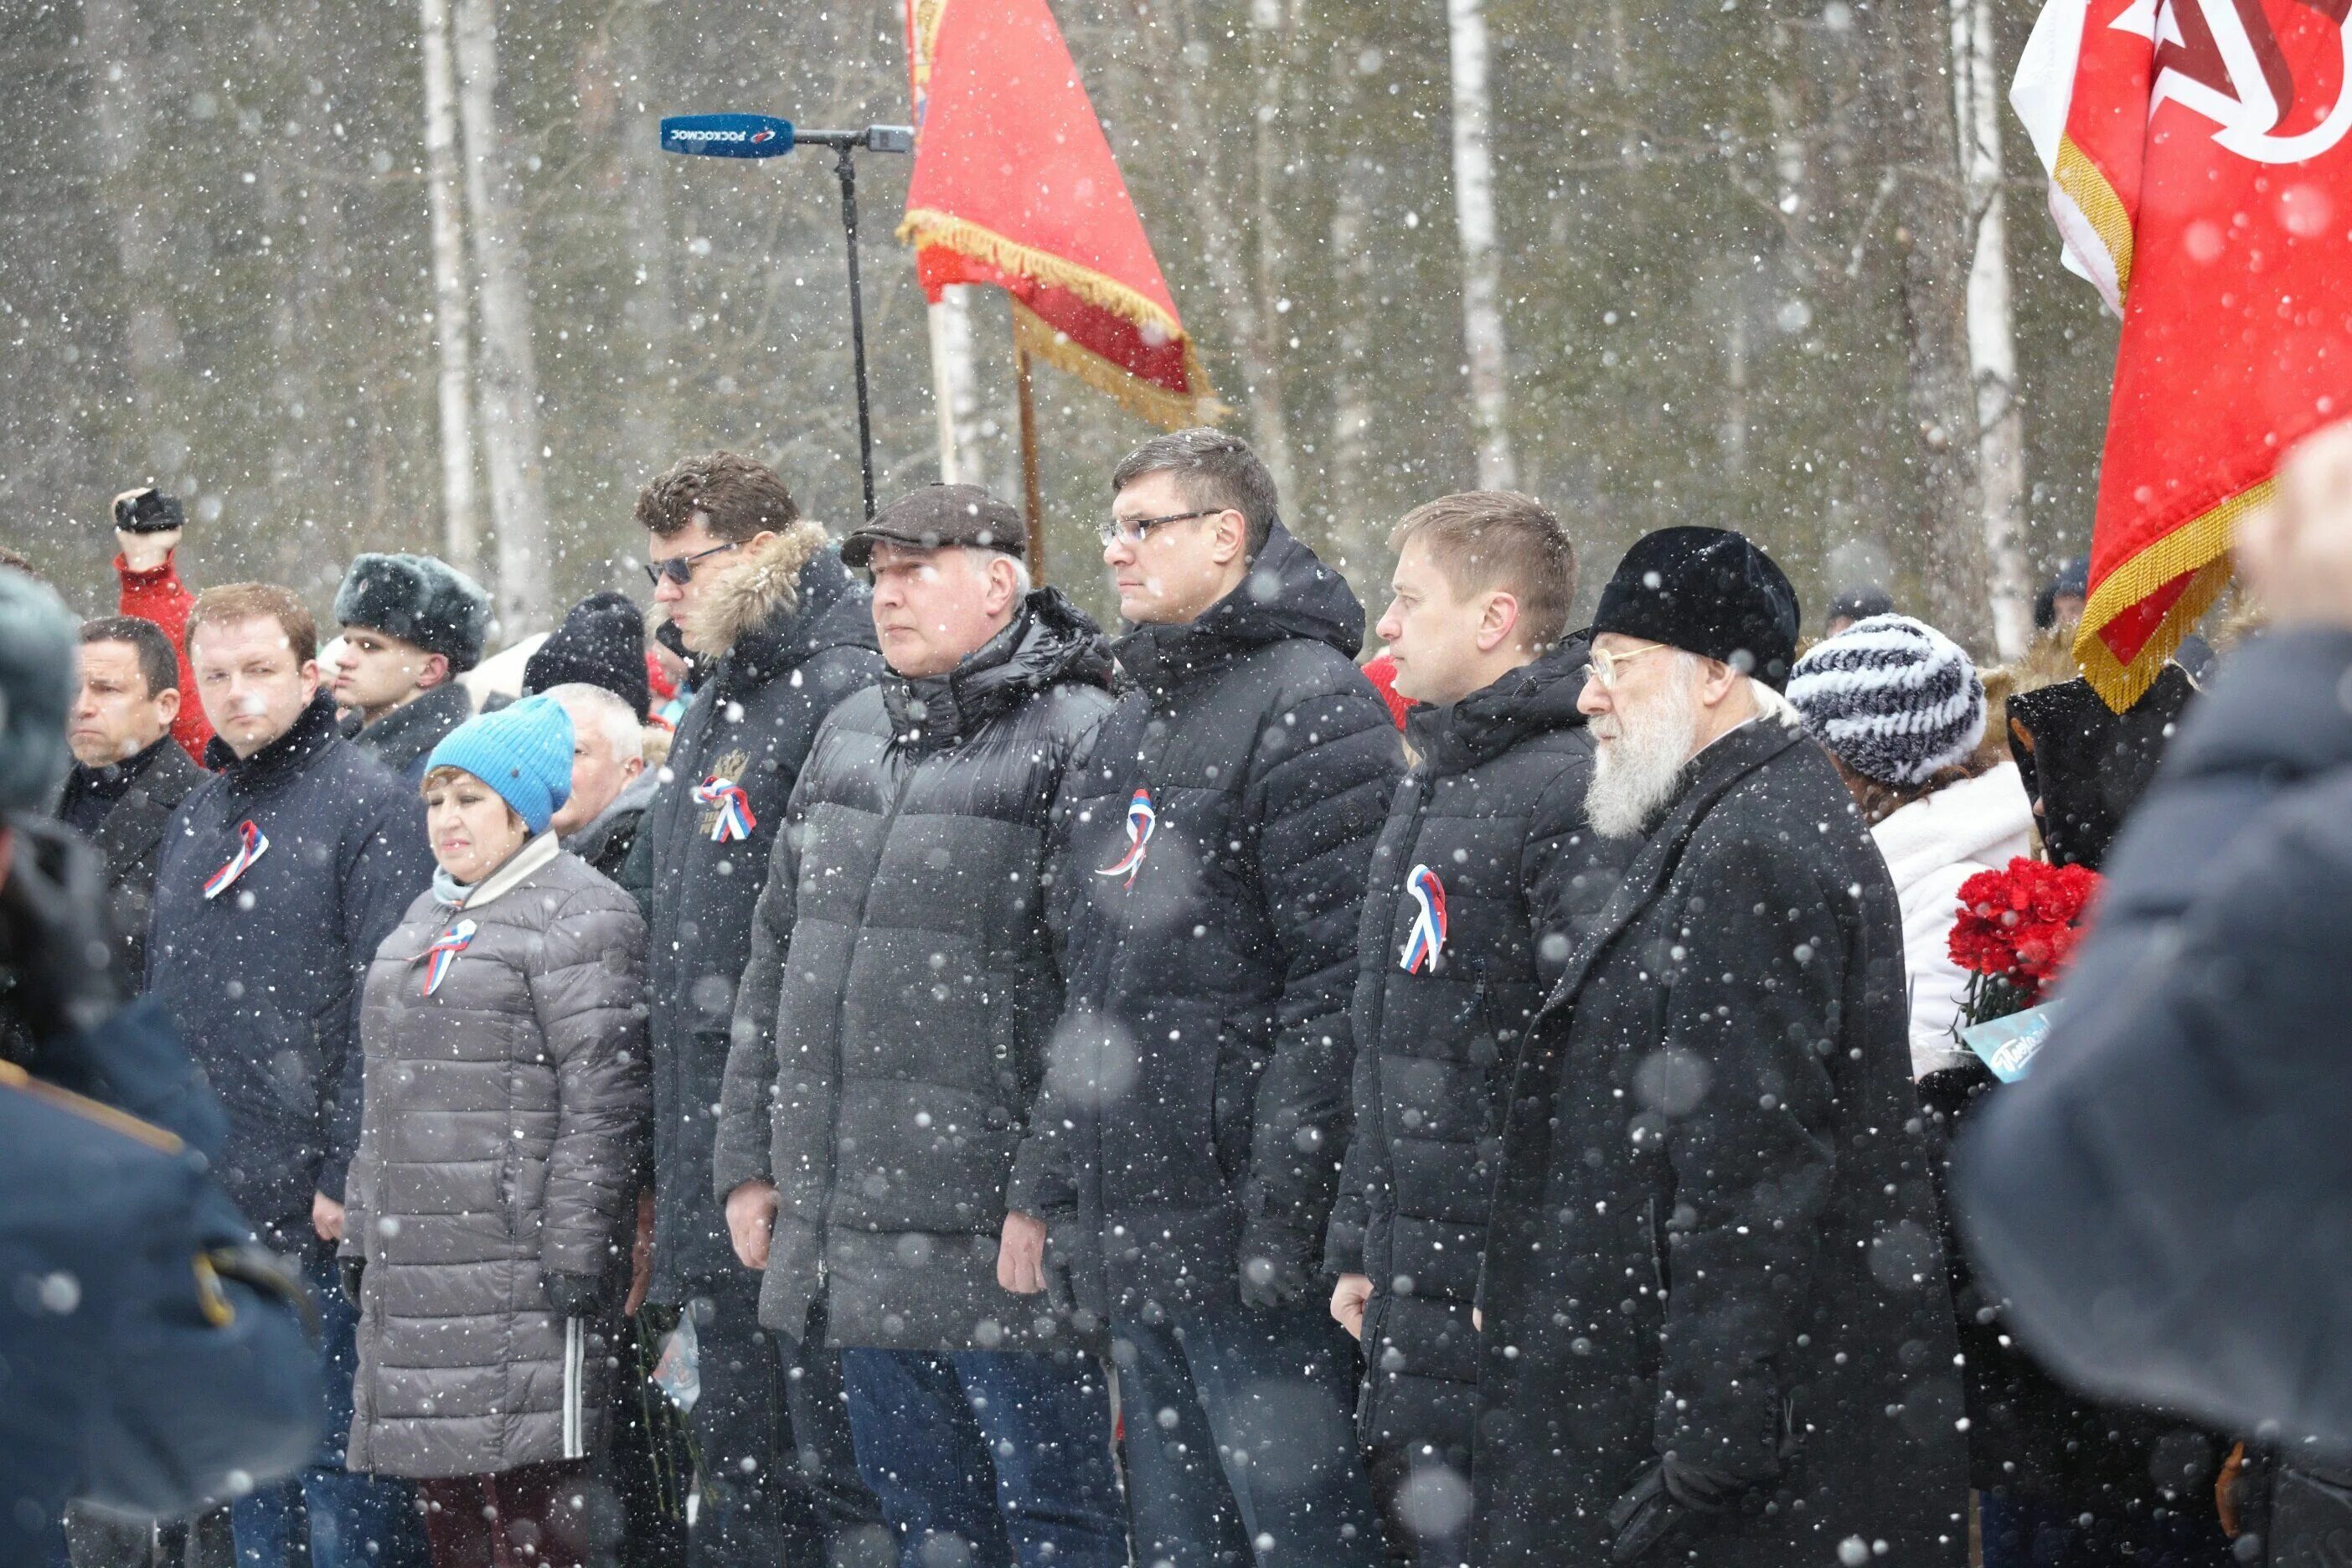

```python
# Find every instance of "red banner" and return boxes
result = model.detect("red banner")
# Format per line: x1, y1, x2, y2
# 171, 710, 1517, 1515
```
898, 0, 1220, 429
2014, 0, 2352, 708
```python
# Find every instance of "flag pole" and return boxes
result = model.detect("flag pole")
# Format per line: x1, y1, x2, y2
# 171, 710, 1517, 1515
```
1016, 338, 1046, 581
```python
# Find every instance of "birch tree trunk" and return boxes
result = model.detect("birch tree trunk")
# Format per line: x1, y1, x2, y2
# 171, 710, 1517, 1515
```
1446, 0, 1516, 490
1329, 152, 1376, 546
1244, 0, 1298, 498
613, 0, 675, 493
1874, 0, 1994, 652
927, 286, 983, 484
81, 0, 183, 424
453, 0, 550, 630
1951, 0, 2035, 659
420, 0, 481, 574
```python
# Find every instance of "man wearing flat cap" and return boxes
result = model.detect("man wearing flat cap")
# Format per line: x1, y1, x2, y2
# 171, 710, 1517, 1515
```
1468, 526, 1967, 1565
716, 484, 1129, 1565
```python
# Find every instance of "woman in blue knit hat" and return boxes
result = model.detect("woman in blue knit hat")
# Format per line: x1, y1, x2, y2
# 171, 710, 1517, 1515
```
339, 694, 652, 1568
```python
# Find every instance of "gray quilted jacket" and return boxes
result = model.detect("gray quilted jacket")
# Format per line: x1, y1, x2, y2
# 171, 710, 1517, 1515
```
343, 836, 649, 1478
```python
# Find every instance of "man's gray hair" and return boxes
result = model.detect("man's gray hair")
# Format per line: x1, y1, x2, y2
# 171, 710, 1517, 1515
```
544, 682, 646, 763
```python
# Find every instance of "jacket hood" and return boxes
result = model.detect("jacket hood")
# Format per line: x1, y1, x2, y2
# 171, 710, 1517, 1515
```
883, 587, 1117, 748
1407, 637, 1591, 773
678, 518, 832, 657
684, 522, 876, 689
1115, 522, 1364, 683
1870, 760, 2034, 896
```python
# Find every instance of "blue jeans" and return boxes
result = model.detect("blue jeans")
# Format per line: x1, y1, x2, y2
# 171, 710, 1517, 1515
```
1978, 1490, 2232, 1568
839, 1347, 1127, 1568
1112, 1307, 1385, 1568
230, 1239, 427, 1568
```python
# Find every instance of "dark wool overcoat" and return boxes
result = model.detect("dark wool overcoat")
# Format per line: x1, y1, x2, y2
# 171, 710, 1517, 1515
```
1324, 642, 1626, 1473
146, 690, 434, 1240
1473, 718, 1968, 1567
713, 591, 1118, 1351
1029, 524, 1404, 1320
629, 523, 885, 1298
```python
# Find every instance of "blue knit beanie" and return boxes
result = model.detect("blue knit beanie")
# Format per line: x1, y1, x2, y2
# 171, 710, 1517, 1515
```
426, 694, 574, 833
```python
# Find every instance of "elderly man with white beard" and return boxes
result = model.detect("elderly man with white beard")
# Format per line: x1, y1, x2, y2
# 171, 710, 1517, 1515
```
1467, 526, 1967, 1567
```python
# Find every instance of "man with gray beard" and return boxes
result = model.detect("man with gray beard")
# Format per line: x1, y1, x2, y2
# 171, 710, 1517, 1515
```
1469, 527, 1966, 1566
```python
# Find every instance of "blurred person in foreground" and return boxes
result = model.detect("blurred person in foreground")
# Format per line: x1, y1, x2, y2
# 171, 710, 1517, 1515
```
715, 485, 1127, 1567
1472, 527, 1967, 1565
1322, 492, 1624, 1566
618, 453, 887, 1568
0, 566, 322, 1565
331, 554, 490, 783
1028, 429, 1401, 1568
1958, 421, 2352, 1552
340, 697, 649, 1568
109, 487, 215, 762
59, 615, 206, 982
145, 582, 435, 1568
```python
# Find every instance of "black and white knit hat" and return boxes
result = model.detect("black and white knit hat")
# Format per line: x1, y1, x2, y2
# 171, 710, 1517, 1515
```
1786, 614, 1985, 787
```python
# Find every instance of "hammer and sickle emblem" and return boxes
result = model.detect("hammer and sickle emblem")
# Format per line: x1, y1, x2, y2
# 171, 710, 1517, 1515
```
2121, 0, 2352, 162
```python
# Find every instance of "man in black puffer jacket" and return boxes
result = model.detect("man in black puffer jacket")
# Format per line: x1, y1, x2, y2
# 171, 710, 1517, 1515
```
716, 486, 1127, 1568
1027, 431, 1403, 1568
620, 453, 886, 1568
1323, 493, 1626, 1567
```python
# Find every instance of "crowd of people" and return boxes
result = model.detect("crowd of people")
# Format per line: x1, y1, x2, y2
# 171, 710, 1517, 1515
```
1, 423, 2340, 1568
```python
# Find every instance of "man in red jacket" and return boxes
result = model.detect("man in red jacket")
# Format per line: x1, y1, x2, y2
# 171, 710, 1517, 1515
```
109, 487, 213, 762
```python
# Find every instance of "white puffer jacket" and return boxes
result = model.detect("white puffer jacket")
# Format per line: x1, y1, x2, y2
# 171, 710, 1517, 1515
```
1870, 761, 2035, 1077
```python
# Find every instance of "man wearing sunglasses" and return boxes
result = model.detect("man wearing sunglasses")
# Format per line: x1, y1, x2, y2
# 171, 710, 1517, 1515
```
621, 451, 888, 1568
1019, 428, 1402, 1567
1469, 527, 1965, 1567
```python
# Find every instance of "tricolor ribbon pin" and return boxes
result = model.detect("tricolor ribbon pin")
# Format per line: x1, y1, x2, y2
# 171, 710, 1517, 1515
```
419, 919, 478, 998
694, 776, 757, 843
1400, 864, 1447, 973
1095, 788, 1156, 889
203, 820, 270, 900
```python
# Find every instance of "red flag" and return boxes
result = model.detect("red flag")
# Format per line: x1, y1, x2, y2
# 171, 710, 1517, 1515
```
2014, 0, 2352, 709
898, 0, 1221, 429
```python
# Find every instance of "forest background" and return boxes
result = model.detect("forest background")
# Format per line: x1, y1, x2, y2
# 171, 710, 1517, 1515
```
0, 0, 2112, 657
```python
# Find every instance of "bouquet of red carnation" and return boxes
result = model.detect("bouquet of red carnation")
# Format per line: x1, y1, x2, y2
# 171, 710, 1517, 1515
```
1948, 856, 2103, 1029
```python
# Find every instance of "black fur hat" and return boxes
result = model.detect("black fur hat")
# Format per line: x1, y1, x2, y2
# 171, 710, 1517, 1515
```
1591, 525, 1802, 690
333, 553, 492, 673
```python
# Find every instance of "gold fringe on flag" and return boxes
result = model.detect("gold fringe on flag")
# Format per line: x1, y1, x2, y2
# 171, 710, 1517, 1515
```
1013, 303, 1226, 431
2073, 478, 2267, 710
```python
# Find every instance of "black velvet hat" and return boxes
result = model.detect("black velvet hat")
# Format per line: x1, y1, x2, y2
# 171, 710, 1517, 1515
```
1591, 526, 1802, 689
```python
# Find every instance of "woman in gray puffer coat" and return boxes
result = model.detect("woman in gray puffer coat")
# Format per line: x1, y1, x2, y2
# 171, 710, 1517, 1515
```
341, 696, 649, 1568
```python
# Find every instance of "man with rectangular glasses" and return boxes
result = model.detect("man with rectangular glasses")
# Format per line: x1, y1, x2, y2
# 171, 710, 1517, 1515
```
1019, 428, 1403, 1568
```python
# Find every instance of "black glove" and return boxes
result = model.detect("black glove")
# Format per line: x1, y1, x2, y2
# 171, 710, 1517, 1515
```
112, 487, 185, 534
338, 1257, 365, 1308
1607, 1456, 1746, 1563
0, 814, 124, 1040
1235, 1218, 1319, 1311
544, 1269, 607, 1320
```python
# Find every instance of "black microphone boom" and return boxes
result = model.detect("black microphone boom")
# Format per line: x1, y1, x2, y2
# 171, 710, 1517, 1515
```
659, 116, 916, 520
